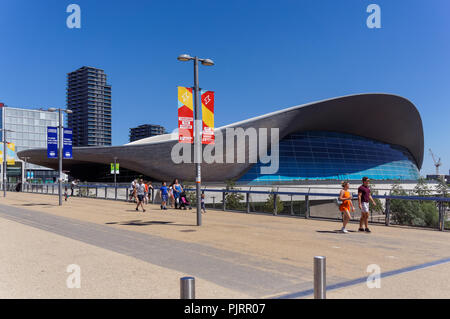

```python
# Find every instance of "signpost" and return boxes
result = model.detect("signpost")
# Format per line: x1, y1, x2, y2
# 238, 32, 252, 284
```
111, 158, 119, 199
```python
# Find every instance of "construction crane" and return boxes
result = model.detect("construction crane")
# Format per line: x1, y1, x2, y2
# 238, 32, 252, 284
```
429, 148, 442, 175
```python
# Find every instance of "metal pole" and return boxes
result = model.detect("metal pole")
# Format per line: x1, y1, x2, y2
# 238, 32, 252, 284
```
223, 191, 226, 211
193, 57, 202, 226
23, 157, 28, 192
305, 195, 310, 219
290, 195, 294, 216
273, 193, 278, 216
58, 109, 63, 206
180, 276, 195, 299
385, 197, 391, 226
114, 157, 117, 200
3, 129, 7, 197
314, 256, 326, 299
246, 192, 250, 213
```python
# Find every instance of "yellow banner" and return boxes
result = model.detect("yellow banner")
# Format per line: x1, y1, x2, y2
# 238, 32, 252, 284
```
0, 143, 16, 165
7, 143, 15, 165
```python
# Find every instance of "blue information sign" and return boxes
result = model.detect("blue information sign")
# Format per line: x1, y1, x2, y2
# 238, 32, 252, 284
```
47, 126, 58, 159
63, 128, 73, 159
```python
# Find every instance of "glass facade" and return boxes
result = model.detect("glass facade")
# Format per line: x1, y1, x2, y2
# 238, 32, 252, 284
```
239, 131, 420, 184
1, 107, 59, 177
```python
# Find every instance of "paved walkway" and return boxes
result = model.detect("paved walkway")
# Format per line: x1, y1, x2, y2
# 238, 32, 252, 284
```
0, 192, 449, 298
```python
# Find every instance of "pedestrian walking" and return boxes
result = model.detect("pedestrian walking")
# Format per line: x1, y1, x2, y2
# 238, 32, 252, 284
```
160, 182, 168, 210
135, 179, 146, 212
144, 180, 149, 204
358, 177, 377, 233
172, 179, 183, 209
201, 192, 206, 214
339, 181, 354, 233
147, 181, 154, 203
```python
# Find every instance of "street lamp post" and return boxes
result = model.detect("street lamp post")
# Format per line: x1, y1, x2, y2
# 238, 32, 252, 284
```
48, 108, 73, 206
114, 156, 118, 199
22, 156, 31, 192
1, 128, 14, 197
177, 54, 214, 226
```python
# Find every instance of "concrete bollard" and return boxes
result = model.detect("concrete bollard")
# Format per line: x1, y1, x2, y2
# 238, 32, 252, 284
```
180, 276, 195, 299
314, 256, 326, 299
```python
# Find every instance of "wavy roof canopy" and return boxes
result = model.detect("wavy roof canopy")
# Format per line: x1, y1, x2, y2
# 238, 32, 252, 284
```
18, 93, 424, 182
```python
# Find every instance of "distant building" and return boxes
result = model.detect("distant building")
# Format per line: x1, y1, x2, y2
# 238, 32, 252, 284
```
67, 66, 112, 146
0, 104, 60, 183
129, 124, 166, 142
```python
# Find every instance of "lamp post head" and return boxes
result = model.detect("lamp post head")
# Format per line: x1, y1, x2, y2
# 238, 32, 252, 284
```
48, 108, 57, 112
177, 54, 192, 62
201, 58, 215, 66
65, 109, 73, 114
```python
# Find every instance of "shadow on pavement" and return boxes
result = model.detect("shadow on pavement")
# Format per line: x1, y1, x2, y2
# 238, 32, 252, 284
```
105, 220, 194, 227
316, 230, 357, 234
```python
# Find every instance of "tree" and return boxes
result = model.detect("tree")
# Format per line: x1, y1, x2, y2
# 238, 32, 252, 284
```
390, 183, 439, 227
263, 190, 284, 214
224, 180, 244, 210
414, 177, 432, 197
367, 182, 383, 213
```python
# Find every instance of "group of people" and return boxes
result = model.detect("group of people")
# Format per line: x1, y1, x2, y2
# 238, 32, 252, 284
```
129, 179, 154, 212
129, 178, 206, 214
338, 176, 377, 233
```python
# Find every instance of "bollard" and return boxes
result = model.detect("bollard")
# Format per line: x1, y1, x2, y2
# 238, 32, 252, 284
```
180, 276, 195, 299
314, 256, 326, 299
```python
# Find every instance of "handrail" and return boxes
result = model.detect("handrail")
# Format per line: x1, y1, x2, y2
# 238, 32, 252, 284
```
10, 183, 450, 202
183, 187, 450, 202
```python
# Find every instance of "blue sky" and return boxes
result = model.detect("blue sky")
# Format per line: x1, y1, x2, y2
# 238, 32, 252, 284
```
0, 0, 449, 176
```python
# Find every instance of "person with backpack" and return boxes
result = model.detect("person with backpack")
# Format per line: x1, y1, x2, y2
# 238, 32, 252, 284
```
339, 181, 354, 233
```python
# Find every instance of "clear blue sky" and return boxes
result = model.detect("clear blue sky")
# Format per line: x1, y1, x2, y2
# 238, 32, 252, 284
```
0, 0, 449, 176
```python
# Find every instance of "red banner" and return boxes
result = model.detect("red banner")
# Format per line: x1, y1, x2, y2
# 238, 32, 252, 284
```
178, 87, 194, 143
201, 91, 215, 144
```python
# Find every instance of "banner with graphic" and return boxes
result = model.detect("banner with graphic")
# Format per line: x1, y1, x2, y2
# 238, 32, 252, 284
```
7, 143, 15, 165
47, 126, 58, 159
177, 86, 194, 144
201, 90, 215, 144
0, 142, 16, 165
63, 128, 73, 159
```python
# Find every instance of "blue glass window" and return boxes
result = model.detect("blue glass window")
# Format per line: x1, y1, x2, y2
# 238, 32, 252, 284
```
238, 131, 420, 184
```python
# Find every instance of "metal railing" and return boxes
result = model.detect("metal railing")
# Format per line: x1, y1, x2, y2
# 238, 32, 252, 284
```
3, 183, 449, 231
